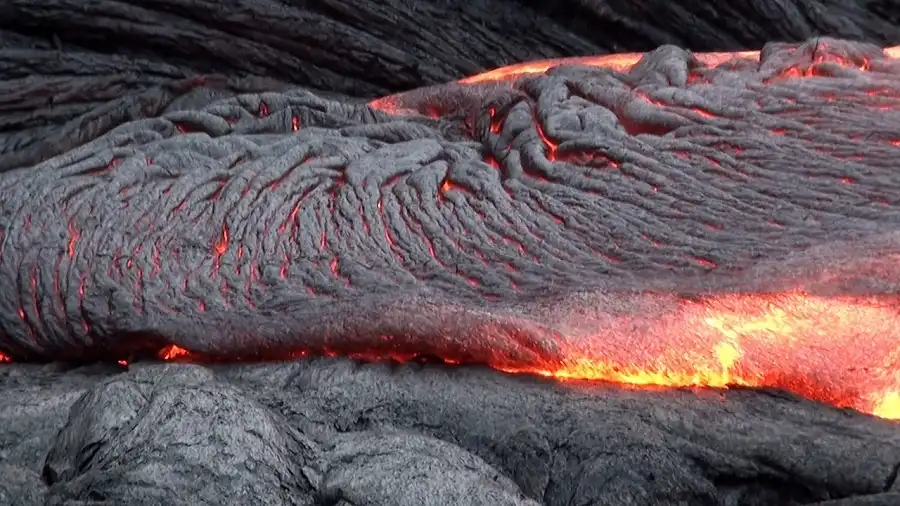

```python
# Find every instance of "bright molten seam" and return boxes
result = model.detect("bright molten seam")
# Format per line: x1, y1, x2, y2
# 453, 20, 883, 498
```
458, 46, 900, 84
148, 293, 900, 421
499, 293, 900, 420
368, 44, 900, 115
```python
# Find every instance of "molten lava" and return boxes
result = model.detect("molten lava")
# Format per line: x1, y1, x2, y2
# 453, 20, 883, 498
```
458, 46, 900, 85
351, 44, 900, 421
139, 293, 900, 421
5, 46, 900, 424
458, 50, 761, 84
499, 293, 900, 421
369, 44, 900, 114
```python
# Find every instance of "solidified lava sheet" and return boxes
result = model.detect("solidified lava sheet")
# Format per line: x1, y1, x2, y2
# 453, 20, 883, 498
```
3, 0, 900, 504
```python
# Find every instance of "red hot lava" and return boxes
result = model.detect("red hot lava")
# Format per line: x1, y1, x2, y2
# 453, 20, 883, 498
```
128, 292, 900, 420
26, 290, 879, 423
365, 44, 900, 421
3, 45, 900, 423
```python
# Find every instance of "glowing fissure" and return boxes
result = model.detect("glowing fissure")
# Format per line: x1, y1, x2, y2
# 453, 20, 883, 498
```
456, 46, 900, 85
57, 292, 897, 421
499, 293, 900, 421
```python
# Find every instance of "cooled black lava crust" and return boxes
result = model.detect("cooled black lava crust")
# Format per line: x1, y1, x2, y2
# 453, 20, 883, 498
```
3, 360, 900, 506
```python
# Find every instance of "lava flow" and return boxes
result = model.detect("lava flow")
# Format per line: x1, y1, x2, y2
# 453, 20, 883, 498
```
144, 292, 900, 421
5, 44, 900, 424
459, 45, 900, 85
359, 43, 900, 421
369, 44, 900, 114
498, 292, 900, 421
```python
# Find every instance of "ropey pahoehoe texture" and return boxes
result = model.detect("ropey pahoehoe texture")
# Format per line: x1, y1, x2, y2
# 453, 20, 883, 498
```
2, 1, 900, 505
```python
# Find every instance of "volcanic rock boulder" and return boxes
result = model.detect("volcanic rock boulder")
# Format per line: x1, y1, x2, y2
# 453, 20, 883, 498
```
41, 364, 320, 505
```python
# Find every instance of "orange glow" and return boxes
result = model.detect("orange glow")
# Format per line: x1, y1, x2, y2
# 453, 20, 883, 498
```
458, 45, 900, 85
2, 292, 900, 420
459, 50, 761, 84
214, 223, 229, 256
369, 45, 900, 116
66, 220, 80, 259
158, 344, 191, 360
496, 293, 900, 420
149, 292, 900, 421
369, 45, 900, 114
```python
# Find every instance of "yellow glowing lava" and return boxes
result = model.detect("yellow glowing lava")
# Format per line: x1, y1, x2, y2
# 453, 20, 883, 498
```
499, 293, 900, 420
873, 392, 900, 419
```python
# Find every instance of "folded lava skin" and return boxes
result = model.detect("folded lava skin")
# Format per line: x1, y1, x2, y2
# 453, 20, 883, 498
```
2, 1, 900, 505
5, 37, 900, 412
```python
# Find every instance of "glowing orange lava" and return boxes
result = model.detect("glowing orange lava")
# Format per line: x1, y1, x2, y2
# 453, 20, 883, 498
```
142, 292, 900, 421
1, 292, 899, 420
369, 45, 900, 114
159, 344, 191, 360
457, 45, 900, 85
459, 50, 762, 84
497, 293, 900, 420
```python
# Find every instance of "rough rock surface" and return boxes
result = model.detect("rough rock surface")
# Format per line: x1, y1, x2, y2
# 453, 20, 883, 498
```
1, 0, 898, 171
2, 360, 900, 505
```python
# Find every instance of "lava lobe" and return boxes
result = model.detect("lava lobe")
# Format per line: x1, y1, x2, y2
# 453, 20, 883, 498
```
3, 38, 900, 420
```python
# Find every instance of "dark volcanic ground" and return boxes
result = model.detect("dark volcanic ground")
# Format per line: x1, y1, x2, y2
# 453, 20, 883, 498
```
3, 1, 900, 505
2, 360, 900, 506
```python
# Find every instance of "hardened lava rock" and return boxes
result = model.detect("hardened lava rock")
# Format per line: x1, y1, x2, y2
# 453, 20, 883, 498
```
1, 360, 900, 505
